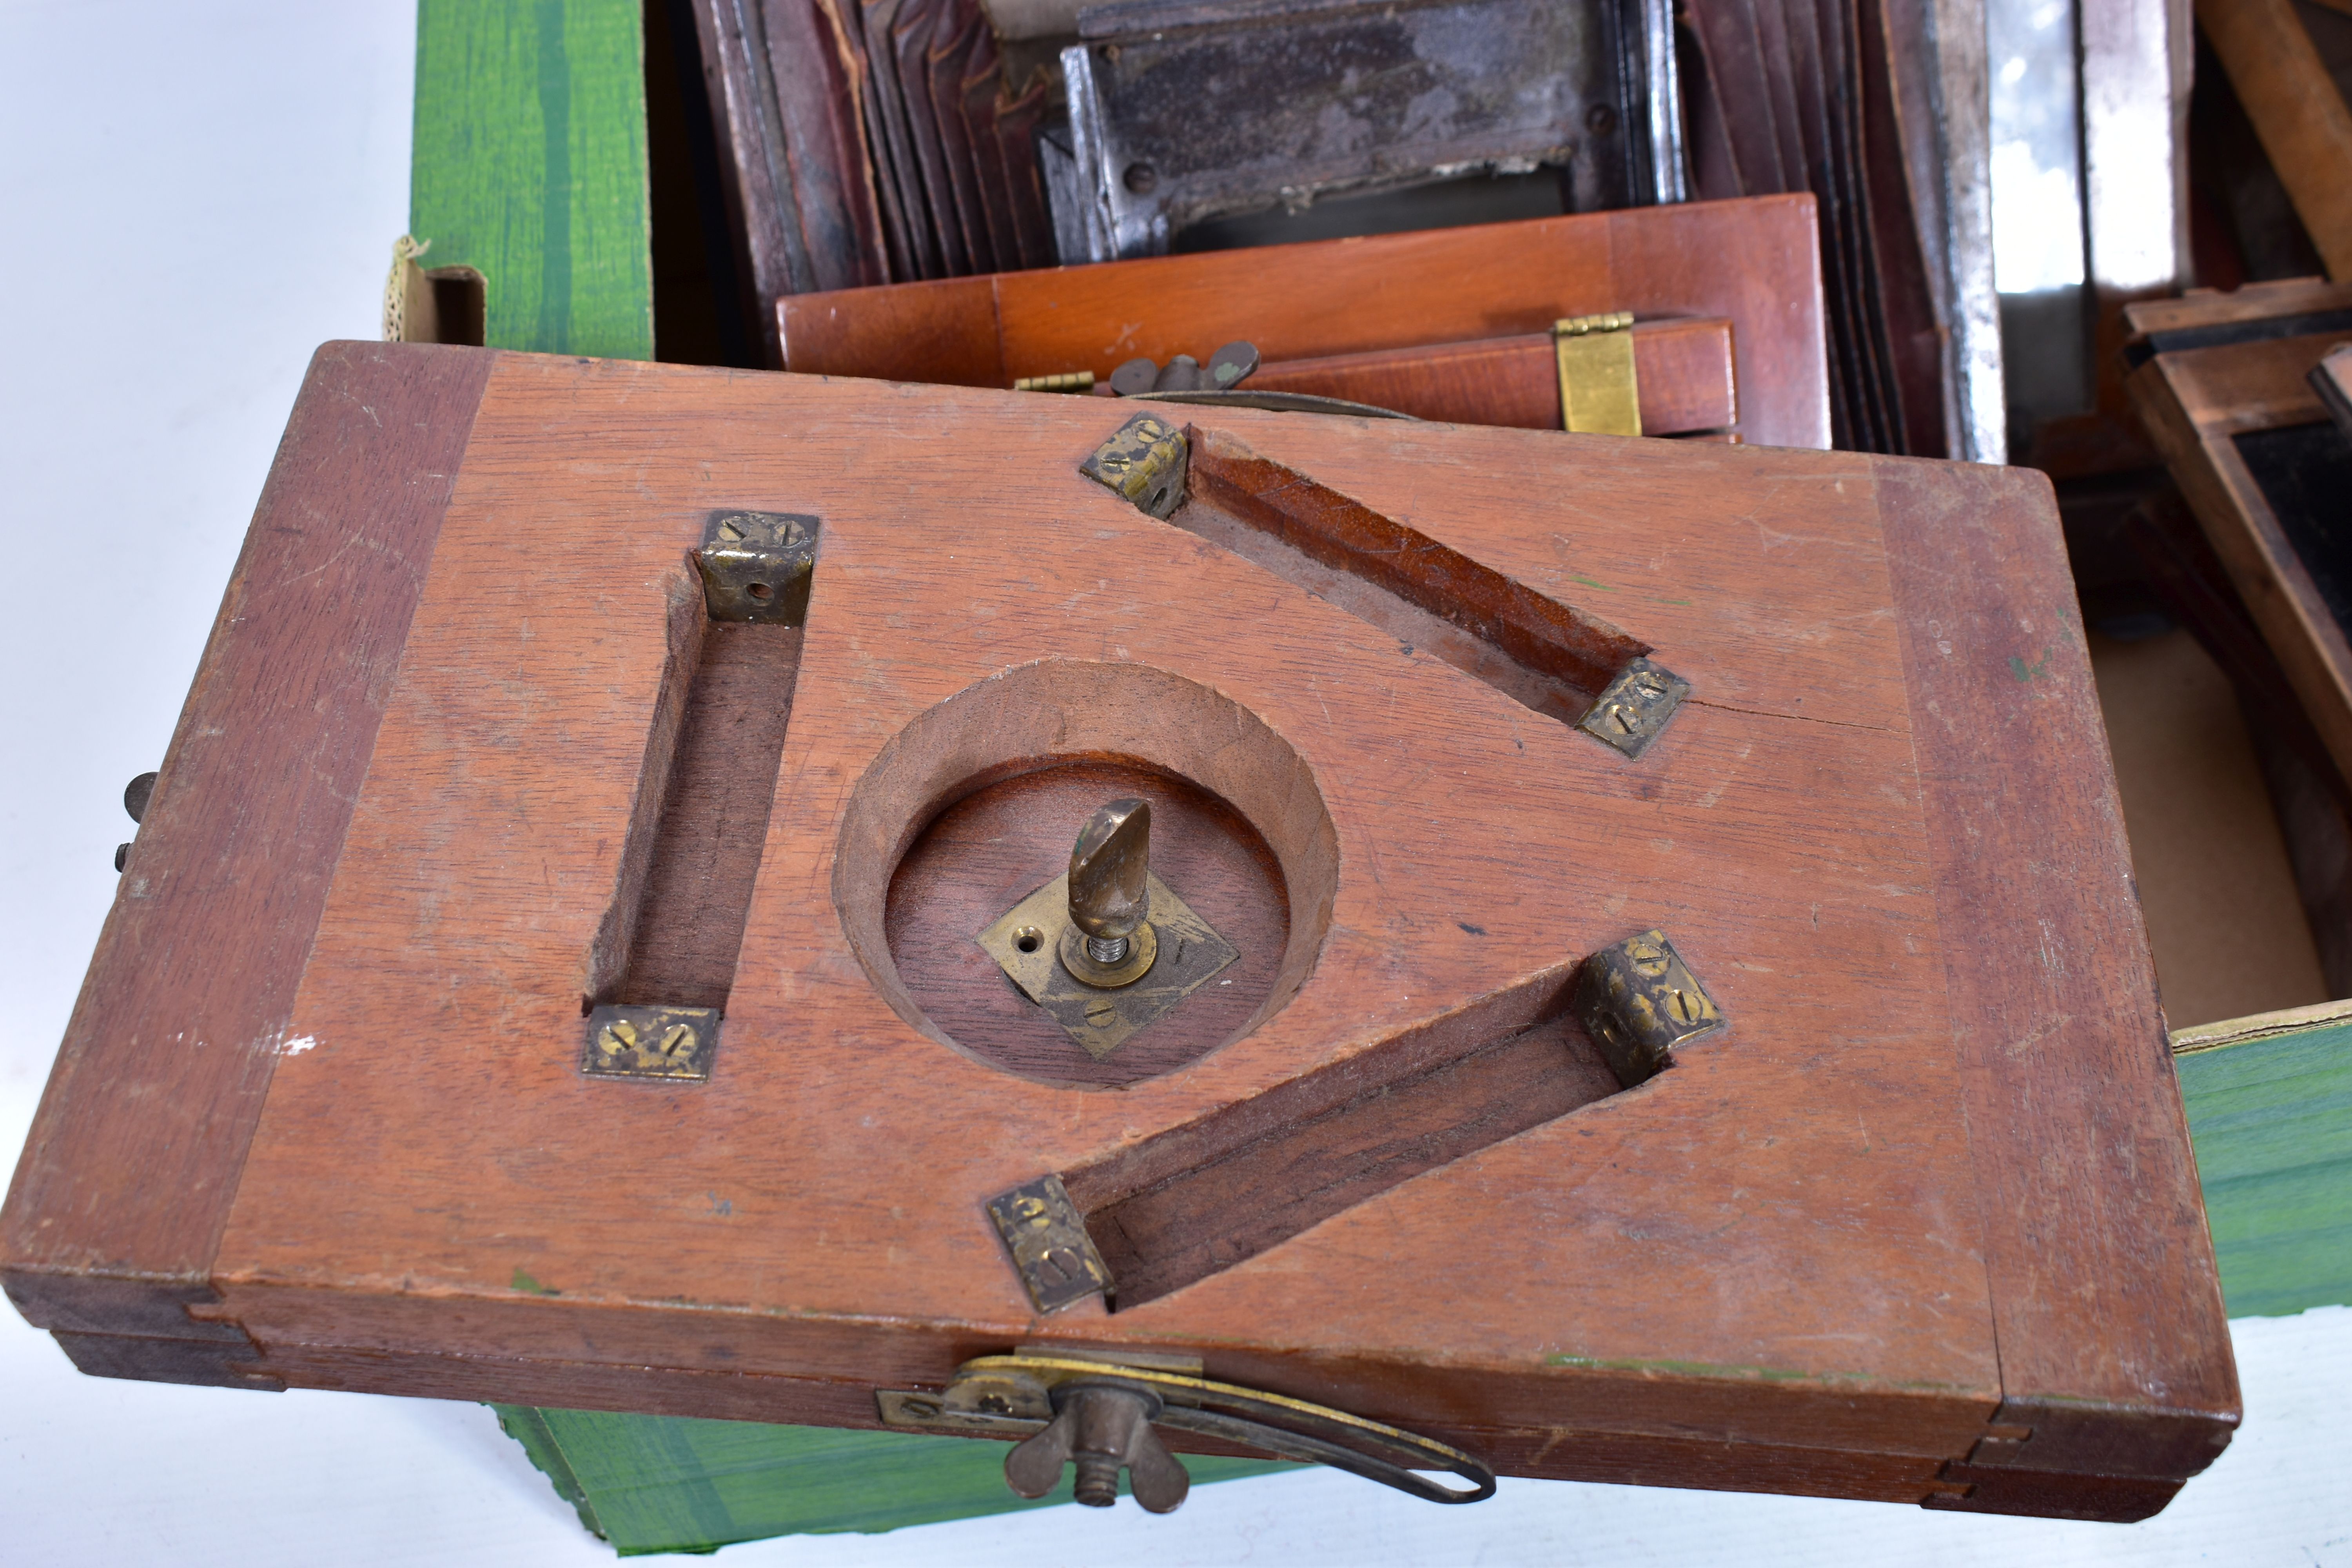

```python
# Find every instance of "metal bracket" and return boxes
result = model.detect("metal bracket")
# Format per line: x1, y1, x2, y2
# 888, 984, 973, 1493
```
985, 1174, 1115, 1313
977, 870, 1238, 1059
878, 1348, 1497, 1509
1573, 928, 1724, 1087
581, 1003, 720, 1082
1555, 312, 1642, 436
1080, 414, 1189, 519
1577, 656, 1688, 757
693, 510, 820, 624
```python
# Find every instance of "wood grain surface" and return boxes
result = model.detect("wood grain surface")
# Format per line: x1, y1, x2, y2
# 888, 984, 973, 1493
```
619, 622, 807, 1009
778, 195, 1832, 449
0, 342, 492, 1372
2, 344, 2234, 1519
1877, 458, 2239, 1517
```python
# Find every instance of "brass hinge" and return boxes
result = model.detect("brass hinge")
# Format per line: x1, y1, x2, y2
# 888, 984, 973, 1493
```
1014, 370, 1097, 393
1554, 312, 1642, 437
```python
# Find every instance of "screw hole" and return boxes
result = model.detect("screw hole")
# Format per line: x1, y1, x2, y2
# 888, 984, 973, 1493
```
1123, 162, 1159, 195
746, 581, 773, 601
1014, 927, 1044, 953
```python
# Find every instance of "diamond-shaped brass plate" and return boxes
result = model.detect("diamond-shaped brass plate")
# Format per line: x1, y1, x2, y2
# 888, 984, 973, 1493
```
976, 871, 1238, 1059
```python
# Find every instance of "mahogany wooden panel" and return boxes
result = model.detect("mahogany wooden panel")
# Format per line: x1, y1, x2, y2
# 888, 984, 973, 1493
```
4, 344, 2230, 1522
0, 341, 491, 1378
1245, 318, 1739, 436
779, 196, 1830, 448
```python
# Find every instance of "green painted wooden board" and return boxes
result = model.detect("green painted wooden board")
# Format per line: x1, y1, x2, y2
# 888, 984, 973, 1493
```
410, 0, 653, 359
495, 1404, 1289, 1555
2174, 1002, 2352, 1319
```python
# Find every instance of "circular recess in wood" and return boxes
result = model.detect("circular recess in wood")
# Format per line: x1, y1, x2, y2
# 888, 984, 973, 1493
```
887, 759, 1287, 1087
833, 661, 1338, 1089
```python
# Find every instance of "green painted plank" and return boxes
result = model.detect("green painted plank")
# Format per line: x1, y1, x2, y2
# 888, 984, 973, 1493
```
2175, 1005, 2352, 1319
495, 1405, 1289, 1555
410, 0, 653, 358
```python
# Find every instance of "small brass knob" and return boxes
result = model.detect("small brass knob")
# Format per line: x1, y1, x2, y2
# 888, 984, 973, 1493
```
1069, 799, 1151, 965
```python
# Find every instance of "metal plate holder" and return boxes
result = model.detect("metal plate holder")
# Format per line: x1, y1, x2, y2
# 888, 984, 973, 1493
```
1058, 0, 1685, 260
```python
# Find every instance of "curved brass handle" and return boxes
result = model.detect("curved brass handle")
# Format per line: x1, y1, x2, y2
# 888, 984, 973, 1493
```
878, 1350, 1496, 1510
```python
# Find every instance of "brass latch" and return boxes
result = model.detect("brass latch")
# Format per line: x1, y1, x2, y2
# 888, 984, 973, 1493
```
1554, 312, 1642, 437
878, 1348, 1496, 1512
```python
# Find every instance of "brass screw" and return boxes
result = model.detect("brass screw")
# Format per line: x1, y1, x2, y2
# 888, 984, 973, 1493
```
717, 518, 745, 542
599, 1018, 639, 1056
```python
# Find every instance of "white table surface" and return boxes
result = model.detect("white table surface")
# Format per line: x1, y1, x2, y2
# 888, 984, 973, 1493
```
2, 3, 2345, 1561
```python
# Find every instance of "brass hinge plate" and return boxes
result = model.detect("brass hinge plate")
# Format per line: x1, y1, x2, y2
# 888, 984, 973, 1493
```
1573, 929, 1725, 1086
581, 1003, 720, 1081
1554, 312, 1642, 437
1577, 657, 1688, 757
1080, 414, 1189, 519
985, 1174, 1114, 1313
694, 510, 820, 624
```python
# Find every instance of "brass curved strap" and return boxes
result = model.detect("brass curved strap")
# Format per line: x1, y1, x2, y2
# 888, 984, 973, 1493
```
955, 1354, 1496, 1504
1130, 389, 1419, 420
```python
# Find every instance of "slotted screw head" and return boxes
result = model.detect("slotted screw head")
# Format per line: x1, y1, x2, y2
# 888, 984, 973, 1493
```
1069, 798, 1151, 941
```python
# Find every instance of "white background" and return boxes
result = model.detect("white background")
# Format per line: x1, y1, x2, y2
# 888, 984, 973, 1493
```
1, 2, 2346, 1561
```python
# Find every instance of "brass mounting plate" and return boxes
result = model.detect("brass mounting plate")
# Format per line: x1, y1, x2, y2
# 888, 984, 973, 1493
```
985, 1174, 1115, 1312
1079, 413, 1189, 519
694, 510, 819, 624
1577, 657, 1689, 758
1573, 929, 1724, 1087
581, 1003, 720, 1081
977, 870, 1238, 1059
